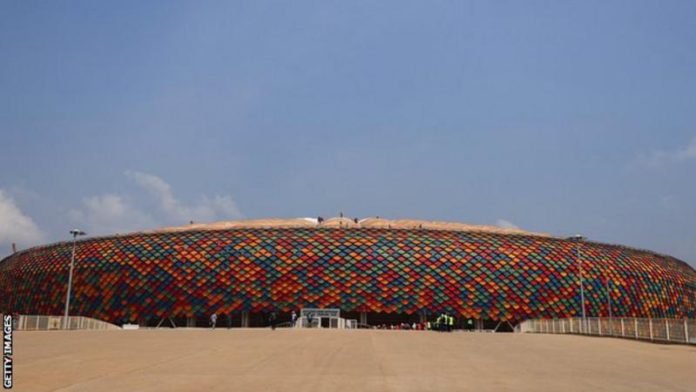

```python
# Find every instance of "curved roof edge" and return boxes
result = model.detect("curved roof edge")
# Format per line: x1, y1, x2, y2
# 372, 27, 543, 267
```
150, 217, 551, 237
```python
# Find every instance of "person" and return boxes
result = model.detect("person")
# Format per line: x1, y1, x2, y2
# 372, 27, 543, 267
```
448, 314, 454, 332
210, 313, 217, 330
269, 311, 277, 330
307, 312, 314, 328
291, 310, 297, 327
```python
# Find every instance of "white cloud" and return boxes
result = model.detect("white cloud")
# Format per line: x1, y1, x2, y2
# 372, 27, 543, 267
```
0, 189, 43, 248
68, 194, 156, 236
638, 138, 696, 167
125, 170, 242, 223
496, 219, 519, 229
70, 171, 243, 236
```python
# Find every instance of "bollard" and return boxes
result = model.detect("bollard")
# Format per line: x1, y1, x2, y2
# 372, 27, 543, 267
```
665, 319, 670, 341
649, 318, 653, 341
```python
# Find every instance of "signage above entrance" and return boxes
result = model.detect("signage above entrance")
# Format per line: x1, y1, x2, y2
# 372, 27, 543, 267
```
301, 308, 341, 318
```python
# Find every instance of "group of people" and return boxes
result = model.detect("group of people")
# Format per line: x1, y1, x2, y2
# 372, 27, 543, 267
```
373, 315, 456, 331
208, 310, 300, 330
376, 322, 427, 330
430, 313, 455, 332
208, 311, 457, 331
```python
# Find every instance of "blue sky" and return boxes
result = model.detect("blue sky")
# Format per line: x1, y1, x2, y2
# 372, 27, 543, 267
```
1, 1, 695, 266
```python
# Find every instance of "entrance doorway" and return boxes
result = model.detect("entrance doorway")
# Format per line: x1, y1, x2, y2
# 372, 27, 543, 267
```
300, 308, 343, 328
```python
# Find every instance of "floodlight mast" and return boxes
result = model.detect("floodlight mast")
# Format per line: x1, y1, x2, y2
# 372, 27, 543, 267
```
63, 229, 86, 329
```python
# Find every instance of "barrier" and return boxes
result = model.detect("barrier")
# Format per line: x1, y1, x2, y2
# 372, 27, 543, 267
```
519, 317, 695, 345
1, 314, 120, 331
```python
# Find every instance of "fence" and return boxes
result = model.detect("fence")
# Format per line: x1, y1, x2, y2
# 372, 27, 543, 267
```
1, 314, 120, 331
519, 317, 696, 345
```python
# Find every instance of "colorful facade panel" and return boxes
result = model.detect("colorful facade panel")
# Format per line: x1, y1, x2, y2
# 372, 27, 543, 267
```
1, 228, 694, 325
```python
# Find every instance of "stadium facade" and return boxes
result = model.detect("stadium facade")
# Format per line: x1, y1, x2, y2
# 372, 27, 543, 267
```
1, 218, 695, 327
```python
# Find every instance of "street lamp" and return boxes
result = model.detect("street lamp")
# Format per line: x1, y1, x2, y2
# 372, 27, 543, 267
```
604, 253, 614, 335
567, 235, 586, 333
63, 229, 86, 329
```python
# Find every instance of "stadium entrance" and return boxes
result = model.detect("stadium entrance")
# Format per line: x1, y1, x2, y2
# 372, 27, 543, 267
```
298, 308, 357, 329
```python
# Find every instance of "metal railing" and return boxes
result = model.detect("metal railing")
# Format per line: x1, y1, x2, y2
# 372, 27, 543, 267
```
1, 314, 120, 331
519, 317, 696, 345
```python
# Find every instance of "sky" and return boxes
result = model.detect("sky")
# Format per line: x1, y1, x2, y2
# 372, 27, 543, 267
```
1, 1, 695, 266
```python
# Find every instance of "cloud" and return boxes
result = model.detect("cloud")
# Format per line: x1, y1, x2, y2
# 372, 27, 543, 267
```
125, 170, 242, 223
638, 138, 696, 167
496, 219, 519, 229
68, 194, 156, 236
0, 189, 43, 248
70, 171, 243, 236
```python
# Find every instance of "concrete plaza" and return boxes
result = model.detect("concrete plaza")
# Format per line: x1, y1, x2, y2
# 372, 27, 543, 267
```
13, 329, 696, 391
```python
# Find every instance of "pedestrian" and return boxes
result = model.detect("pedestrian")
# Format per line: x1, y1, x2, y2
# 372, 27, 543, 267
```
269, 311, 277, 330
210, 313, 217, 330
448, 314, 454, 332
307, 312, 314, 328
291, 310, 297, 327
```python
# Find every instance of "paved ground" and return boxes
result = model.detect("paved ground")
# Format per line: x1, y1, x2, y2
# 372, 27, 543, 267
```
12, 329, 696, 391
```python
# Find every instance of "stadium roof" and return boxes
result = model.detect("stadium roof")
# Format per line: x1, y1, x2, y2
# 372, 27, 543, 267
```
152, 217, 550, 237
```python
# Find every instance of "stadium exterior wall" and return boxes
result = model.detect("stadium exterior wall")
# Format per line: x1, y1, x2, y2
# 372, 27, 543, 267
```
1, 227, 695, 326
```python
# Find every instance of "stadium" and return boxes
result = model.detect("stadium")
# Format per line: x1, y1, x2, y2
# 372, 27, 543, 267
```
1, 217, 695, 328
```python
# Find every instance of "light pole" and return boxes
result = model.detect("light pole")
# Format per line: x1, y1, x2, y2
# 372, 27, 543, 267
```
63, 229, 86, 329
605, 257, 612, 323
567, 235, 586, 333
